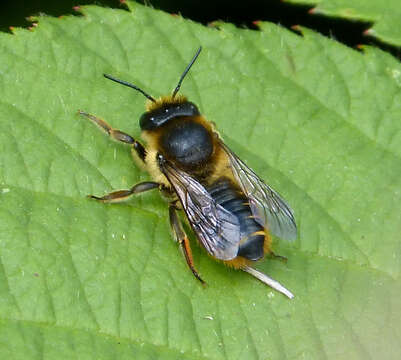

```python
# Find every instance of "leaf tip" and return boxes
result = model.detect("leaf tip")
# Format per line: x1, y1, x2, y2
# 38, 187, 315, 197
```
207, 20, 228, 31
363, 28, 375, 36
120, 0, 134, 12
28, 24, 38, 32
291, 25, 302, 34
308, 7, 322, 15
207, 21, 220, 29
26, 15, 39, 31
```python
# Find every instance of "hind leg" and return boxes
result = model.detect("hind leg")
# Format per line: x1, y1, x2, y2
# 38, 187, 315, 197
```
169, 202, 206, 285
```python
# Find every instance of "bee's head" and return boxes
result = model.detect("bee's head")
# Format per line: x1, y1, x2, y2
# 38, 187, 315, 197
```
139, 98, 200, 130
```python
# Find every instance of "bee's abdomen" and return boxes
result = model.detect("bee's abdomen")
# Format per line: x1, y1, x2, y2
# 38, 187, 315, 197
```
207, 178, 265, 261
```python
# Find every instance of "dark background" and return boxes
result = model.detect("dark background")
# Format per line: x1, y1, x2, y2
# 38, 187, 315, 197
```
0, 0, 399, 58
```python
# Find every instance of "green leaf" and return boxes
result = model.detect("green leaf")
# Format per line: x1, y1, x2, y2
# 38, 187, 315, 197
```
0, 2, 400, 359
285, 0, 401, 47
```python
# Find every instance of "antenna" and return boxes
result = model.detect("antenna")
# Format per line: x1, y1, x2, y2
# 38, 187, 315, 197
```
172, 46, 202, 98
103, 73, 156, 103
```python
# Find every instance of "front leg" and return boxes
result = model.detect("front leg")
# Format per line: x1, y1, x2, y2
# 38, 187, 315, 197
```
89, 181, 159, 203
78, 110, 146, 162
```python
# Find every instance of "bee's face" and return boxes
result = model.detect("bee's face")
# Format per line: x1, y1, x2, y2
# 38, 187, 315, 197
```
139, 101, 200, 130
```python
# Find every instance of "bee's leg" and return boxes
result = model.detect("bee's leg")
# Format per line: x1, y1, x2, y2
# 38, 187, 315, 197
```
242, 266, 294, 299
78, 110, 146, 162
89, 181, 159, 203
169, 203, 206, 285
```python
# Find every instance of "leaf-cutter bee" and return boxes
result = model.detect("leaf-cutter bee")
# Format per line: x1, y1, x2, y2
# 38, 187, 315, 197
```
79, 47, 297, 298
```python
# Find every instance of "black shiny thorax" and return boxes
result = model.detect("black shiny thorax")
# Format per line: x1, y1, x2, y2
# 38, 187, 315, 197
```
141, 97, 214, 170
159, 117, 214, 169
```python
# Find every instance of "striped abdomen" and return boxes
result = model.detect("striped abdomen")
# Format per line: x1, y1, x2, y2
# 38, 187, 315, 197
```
207, 177, 266, 261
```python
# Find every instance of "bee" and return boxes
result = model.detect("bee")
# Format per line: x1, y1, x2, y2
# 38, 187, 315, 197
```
79, 47, 297, 298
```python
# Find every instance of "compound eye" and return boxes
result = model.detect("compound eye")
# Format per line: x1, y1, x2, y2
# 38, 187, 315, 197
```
139, 112, 155, 130
185, 102, 200, 115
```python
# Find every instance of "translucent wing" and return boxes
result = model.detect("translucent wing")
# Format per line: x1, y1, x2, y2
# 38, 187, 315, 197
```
222, 143, 297, 241
160, 159, 241, 260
